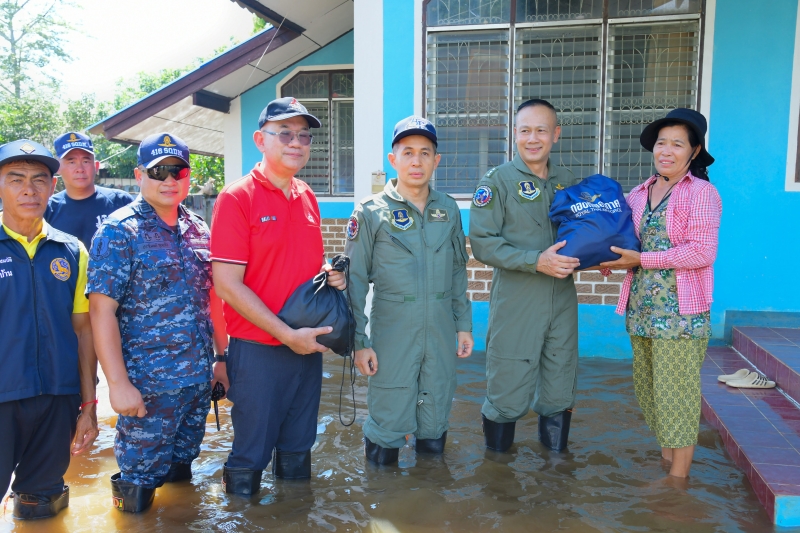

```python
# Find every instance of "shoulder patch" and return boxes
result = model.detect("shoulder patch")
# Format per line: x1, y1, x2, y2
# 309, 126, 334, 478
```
472, 185, 493, 207
90, 236, 111, 260
346, 215, 360, 240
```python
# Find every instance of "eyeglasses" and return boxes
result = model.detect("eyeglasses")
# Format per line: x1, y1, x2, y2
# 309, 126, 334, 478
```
262, 130, 313, 146
145, 165, 190, 181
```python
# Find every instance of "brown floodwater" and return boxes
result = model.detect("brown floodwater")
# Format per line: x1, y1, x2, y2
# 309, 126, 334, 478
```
0, 353, 791, 533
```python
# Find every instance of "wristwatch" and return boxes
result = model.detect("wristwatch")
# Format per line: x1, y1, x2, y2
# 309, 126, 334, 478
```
214, 350, 227, 363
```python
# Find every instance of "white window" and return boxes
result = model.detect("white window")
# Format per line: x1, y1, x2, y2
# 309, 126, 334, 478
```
425, 0, 704, 193
281, 71, 355, 196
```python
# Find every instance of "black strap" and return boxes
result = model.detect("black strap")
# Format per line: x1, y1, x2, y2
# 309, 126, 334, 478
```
331, 254, 357, 427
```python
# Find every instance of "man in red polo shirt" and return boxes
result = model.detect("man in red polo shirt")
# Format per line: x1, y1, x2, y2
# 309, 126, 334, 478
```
211, 97, 345, 495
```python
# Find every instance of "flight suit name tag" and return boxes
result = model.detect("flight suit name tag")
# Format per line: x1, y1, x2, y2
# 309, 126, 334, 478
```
427, 208, 449, 222
518, 181, 540, 201
391, 209, 414, 230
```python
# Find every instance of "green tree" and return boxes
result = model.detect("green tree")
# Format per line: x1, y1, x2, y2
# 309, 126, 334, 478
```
0, 0, 72, 99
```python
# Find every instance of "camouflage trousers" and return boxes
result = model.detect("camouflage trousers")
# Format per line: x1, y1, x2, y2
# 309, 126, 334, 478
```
115, 382, 211, 488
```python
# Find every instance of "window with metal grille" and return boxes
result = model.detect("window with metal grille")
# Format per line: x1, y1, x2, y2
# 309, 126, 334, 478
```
281, 70, 354, 195
424, 0, 704, 194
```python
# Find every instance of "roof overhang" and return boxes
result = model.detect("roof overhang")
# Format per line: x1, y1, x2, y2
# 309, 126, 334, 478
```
89, 0, 354, 157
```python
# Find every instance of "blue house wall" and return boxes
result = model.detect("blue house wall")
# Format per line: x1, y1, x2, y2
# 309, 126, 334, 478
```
709, 0, 800, 338
238, 3, 800, 357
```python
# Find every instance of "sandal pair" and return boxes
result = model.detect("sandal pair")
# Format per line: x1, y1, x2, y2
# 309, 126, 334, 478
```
717, 368, 775, 389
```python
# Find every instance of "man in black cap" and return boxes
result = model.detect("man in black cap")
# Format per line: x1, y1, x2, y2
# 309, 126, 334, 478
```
46, 132, 132, 250
211, 97, 346, 494
0, 139, 99, 519
345, 116, 473, 465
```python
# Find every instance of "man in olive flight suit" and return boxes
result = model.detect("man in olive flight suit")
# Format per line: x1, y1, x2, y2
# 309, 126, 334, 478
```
346, 116, 473, 465
469, 99, 582, 453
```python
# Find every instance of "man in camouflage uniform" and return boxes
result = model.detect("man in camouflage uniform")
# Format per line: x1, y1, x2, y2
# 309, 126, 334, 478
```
87, 133, 226, 512
469, 99, 581, 453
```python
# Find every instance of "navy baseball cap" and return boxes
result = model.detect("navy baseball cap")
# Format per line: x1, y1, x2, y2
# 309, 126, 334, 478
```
0, 139, 60, 175
258, 97, 321, 129
54, 131, 94, 158
137, 132, 190, 168
392, 116, 437, 147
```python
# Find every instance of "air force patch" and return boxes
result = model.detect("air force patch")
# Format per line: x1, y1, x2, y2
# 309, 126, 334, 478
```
518, 181, 540, 201
391, 209, 413, 230
50, 258, 71, 281
473, 185, 493, 207
346, 215, 360, 240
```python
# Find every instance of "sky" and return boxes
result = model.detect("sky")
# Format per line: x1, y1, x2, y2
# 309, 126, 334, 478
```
58, 0, 256, 101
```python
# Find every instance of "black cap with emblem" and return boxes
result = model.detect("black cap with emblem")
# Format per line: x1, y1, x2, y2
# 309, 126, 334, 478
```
0, 139, 60, 175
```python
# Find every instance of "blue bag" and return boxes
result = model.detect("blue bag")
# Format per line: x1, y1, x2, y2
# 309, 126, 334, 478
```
548, 174, 640, 268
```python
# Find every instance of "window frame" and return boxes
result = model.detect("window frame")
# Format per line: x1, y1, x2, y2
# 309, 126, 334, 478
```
278, 68, 355, 197
422, 0, 707, 196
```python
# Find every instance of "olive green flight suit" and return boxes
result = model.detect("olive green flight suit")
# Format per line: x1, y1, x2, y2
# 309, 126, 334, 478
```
469, 156, 580, 423
345, 179, 472, 449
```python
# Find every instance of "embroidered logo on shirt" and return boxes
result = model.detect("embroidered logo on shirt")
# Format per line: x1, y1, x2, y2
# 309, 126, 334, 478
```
260, 215, 277, 223
346, 216, 359, 240
0, 257, 11, 263
473, 185, 493, 207
427, 208, 449, 222
0, 269, 12, 279
518, 181, 540, 201
50, 258, 71, 281
391, 209, 413, 230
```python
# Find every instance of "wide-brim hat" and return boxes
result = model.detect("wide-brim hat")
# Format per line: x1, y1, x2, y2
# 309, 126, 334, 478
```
0, 139, 60, 175
639, 108, 714, 167
258, 97, 321, 129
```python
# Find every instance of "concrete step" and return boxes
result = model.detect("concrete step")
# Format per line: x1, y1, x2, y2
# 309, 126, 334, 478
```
701, 345, 800, 526
732, 327, 800, 404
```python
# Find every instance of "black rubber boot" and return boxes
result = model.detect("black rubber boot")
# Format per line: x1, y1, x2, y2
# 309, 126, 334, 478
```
12, 486, 69, 519
364, 436, 399, 465
538, 410, 572, 452
110, 473, 155, 513
222, 463, 262, 495
482, 414, 515, 452
162, 462, 192, 483
272, 450, 312, 479
415, 431, 447, 454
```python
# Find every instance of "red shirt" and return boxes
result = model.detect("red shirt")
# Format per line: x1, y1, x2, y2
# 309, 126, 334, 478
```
210, 164, 324, 345
615, 172, 722, 316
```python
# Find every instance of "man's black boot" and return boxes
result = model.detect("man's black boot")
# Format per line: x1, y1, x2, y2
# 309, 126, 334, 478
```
110, 473, 155, 513
482, 414, 515, 452
273, 450, 312, 479
416, 431, 447, 454
538, 410, 572, 452
364, 436, 399, 465
222, 463, 262, 495
162, 462, 192, 483
12, 486, 69, 519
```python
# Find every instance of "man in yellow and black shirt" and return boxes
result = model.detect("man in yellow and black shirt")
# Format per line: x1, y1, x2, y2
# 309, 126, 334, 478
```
0, 139, 99, 520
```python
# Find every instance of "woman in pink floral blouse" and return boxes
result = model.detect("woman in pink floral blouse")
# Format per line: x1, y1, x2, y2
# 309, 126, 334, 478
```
600, 108, 722, 478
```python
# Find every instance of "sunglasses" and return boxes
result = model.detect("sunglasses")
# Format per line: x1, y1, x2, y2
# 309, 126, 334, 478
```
145, 165, 190, 181
262, 130, 313, 146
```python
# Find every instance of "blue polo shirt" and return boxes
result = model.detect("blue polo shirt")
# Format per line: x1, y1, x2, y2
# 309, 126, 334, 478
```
45, 186, 133, 249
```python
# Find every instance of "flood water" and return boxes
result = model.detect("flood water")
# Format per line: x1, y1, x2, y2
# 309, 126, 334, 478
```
0, 353, 789, 532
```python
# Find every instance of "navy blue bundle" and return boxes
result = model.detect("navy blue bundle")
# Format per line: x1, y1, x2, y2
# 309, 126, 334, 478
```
548, 174, 640, 268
